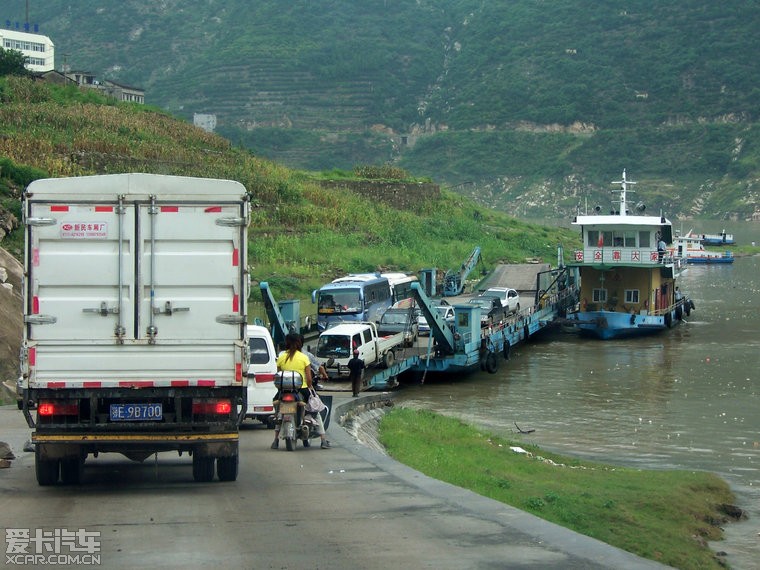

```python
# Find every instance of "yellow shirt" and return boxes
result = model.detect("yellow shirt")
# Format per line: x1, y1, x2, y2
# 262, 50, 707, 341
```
276, 350, 310, 388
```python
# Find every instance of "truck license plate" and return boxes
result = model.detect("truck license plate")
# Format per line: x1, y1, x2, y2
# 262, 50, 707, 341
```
110, 403, 163, 421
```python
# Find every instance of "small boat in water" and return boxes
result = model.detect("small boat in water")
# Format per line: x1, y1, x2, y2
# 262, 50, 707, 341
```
672, 231, 734, 264
566, 170, 694, 340
700, 230, 735, 246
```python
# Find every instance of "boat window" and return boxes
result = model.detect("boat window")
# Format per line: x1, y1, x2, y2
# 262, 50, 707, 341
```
639, 231, 651, 248
624, 290, 640, 303
587, 231, 599, 247
601, 232, 613, 246
592, 288, 607, 303
613, 234, 624, 246
624, 231, 636, 247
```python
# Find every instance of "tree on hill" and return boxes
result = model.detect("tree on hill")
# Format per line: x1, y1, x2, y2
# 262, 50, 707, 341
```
0, 48, 31, 77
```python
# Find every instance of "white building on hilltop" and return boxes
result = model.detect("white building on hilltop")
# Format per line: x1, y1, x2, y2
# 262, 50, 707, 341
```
0, 27, 55, 72
194, 113, 217, 133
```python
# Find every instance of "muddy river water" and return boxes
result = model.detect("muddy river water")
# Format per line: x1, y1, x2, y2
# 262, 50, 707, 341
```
395, 238, 760, 568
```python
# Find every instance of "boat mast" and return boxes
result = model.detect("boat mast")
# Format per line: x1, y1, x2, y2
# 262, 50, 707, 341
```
610, 169, 636, 216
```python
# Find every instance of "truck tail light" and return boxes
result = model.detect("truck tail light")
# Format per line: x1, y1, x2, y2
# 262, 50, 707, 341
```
192, 399, 232, 415
38, 400, 79, 416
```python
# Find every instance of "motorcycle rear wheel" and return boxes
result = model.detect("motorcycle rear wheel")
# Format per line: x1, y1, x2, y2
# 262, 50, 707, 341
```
285, 438, 295, 451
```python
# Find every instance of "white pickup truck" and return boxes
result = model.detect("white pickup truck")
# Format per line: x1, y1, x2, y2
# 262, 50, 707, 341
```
316, 322, 404, 378
479, 287, 521, 314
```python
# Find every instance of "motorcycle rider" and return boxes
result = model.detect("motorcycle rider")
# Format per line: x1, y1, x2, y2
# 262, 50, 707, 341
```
271, 333, 331, 449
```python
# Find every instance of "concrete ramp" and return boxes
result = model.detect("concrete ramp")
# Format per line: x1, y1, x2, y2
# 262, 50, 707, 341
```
476, 263, 551, 294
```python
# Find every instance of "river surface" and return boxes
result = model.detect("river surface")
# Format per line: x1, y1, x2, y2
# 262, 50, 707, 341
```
395, 222, 760, 569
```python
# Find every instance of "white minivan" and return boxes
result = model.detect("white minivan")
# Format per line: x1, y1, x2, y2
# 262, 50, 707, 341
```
244, 325, 278, 428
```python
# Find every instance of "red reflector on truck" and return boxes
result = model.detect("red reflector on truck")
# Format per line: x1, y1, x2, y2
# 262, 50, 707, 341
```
38, 401, 79, 416
192, 399, 232, 415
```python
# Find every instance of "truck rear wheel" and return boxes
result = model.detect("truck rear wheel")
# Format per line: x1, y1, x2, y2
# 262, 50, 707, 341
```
35, 447, 59, 486
383, 350, 395, 368
192, 455, 215, 482
217, 454, 239, 482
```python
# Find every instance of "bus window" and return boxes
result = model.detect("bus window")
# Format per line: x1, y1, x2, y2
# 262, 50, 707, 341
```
317, 288, 362, 314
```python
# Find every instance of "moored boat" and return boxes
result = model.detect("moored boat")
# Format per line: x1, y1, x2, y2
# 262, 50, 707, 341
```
672, 231, 734, 264
700, 230, 735, 246
566, 170, 694, 339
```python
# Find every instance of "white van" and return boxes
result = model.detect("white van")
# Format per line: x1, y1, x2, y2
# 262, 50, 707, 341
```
244, 325, 278, 428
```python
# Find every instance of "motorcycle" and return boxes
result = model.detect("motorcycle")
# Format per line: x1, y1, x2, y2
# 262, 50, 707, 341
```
273, 371, 331, 451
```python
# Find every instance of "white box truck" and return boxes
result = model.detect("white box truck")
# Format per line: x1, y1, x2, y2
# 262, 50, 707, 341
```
18, 173, 250, 484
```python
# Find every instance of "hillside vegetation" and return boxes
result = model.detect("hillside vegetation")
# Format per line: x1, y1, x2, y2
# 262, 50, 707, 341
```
0, 75, 578, 302
10, 0, 760, 218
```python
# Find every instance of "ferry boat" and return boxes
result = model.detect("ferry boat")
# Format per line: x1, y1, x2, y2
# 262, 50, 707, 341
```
700, 230, 735, 246
672, 231, 734, 264
566, 170, 693, 339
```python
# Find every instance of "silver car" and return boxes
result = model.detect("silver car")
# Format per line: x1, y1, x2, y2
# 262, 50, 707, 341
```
417, 305, 455, 335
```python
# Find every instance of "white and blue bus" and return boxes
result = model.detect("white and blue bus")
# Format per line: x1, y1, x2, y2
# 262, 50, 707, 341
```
312, 272, 419, 331
313, 274, 391, 331
383, 272, 419, 304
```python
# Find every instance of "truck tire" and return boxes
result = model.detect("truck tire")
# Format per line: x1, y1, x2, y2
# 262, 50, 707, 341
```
60, 454, 84, 485
192, 455, 215, 482
383, 350, 395, 369
35, 447, 59, 486
217, 454, 239, 482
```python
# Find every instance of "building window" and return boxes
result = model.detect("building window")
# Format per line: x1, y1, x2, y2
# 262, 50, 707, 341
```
624, 290, 640, 303
592, 288, 607, 303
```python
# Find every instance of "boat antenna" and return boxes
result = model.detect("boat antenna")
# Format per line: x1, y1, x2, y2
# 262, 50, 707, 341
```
610, 169, 636, 216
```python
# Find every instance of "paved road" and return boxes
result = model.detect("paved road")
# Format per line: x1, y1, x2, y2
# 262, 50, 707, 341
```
0, 396, 667, 569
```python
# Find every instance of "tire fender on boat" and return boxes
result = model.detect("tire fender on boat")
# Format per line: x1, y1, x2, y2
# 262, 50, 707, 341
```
503, 339, 511, 361
485, 352, 499, 374
664, 311, 673, 328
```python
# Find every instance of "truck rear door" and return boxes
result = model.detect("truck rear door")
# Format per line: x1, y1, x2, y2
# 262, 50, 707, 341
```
26, 193, 246, 386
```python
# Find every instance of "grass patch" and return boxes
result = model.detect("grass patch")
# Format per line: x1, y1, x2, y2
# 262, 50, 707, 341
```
379, 408, 735, 570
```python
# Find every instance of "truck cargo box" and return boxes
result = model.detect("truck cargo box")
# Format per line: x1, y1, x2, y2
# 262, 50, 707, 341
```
20, 173, 250, 484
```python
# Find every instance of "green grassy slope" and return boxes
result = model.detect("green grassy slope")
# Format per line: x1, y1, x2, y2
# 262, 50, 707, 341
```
0, 76, 578, 301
